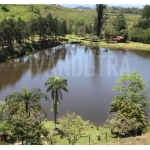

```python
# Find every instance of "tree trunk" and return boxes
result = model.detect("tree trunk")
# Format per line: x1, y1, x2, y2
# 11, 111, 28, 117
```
96, 5, 105, 37
54, 100, 57, 129
21, 137, 24, 145
97, 12, 102, 37
25, 101, 29, 116
54, 90, 58, 129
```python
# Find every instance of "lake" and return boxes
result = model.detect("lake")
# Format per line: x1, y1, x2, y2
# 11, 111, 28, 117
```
1, 44, 150, 124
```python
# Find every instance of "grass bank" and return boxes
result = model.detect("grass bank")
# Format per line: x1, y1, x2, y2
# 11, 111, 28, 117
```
42, 121, 116, 145
66, 34, 150, 52
82, 40, 150, 51
42, 121, 150, 145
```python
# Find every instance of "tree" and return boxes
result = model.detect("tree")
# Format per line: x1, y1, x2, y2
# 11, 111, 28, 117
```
45, 76, 68, 129
5, 87, 47, 118
76, 25, 86, 37
110, 72, 150, 113
0, 101, 5, 121
0, 18, 16, 49
113, 14, 127, 34
0, 102, 48, 145
1, 5, 9, 12
59, 20, 67, 37
68, 19, 73, 35
105, 26, 118, 39
108, 72, 150, 137
96, 4, 106, 37
0, 101, 12, 133
45, 13, 53, 38
141, 28, 150, 44
136, 19, 150, 30
4, 103, 48, 145
29, 17, 38, 41
14, 17, 28, 43
129, 27, 143, 42
142, 5, 150, 19
58, 112, 90, 145
36, 16, 47, 40
53, 18, 59, 39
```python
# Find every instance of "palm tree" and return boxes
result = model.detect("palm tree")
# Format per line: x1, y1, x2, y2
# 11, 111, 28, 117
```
45, 76, 68, 129
4, 87, 47, 118
96, 4, 106, 37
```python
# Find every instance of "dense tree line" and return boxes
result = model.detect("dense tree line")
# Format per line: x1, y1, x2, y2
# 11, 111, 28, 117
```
104, 5, 150, 44
129, 5, 150, 44
0, 13, 68, 62
109, 6, 142, 14
0, 13, 67, 49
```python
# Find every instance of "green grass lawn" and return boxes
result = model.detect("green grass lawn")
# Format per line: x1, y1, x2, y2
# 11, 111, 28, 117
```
42, 121, 119, 145
42, 121, 150, 145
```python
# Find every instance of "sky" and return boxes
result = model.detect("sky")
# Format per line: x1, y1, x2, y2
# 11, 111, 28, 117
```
0, 0, 149, 5
60, 4, 145, 9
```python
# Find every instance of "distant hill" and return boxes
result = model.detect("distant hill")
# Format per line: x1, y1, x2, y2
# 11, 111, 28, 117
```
108, 4, 144, 9
74, 6, 92, 10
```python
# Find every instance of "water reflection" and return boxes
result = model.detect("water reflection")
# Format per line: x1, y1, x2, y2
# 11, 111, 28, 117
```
1, 44, 150, 122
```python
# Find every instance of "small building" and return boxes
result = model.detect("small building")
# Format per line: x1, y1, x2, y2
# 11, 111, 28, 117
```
106, 36, 125, 43
78, 9, 83, 12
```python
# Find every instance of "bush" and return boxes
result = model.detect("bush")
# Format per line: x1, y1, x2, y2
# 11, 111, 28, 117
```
108, 72, 150, 137
1, 5, 9, 12
107, 101, 148, 137
0, 54, 7, 62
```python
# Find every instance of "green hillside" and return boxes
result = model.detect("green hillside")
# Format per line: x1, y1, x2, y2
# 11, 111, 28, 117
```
0, 4, 141, 27
0, 4, 96, 24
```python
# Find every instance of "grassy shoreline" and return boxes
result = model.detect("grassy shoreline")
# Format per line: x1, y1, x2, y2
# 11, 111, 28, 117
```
66, 34, 150, 51
1, 35, 150, 63
81, 40, 150, 51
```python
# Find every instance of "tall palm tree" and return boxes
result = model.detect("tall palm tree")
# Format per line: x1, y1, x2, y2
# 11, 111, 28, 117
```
96, 4, 106, 37
4, 87, 47, 118
45, 76, 68, 129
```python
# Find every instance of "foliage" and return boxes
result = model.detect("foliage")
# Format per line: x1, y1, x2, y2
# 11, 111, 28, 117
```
105, 26, 118, 38
5, 86, 47, 118
0, 101, 5, 121
113, 13, 127, 34
7, 104, 48, 145
0, 11, 69, 48
135, 19, 150, 30
1, 5, 9, 12
129, 27, 143, 42
108, 72, 150, 137
1, 100, 49, 145
142, 28, 150, 44
110, 72, 150, 112
75, 26, 86, 36
120, 29, 128, 41
58, 112, 90, 145
107, 102, 148, 137
142, 5, 150, 19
